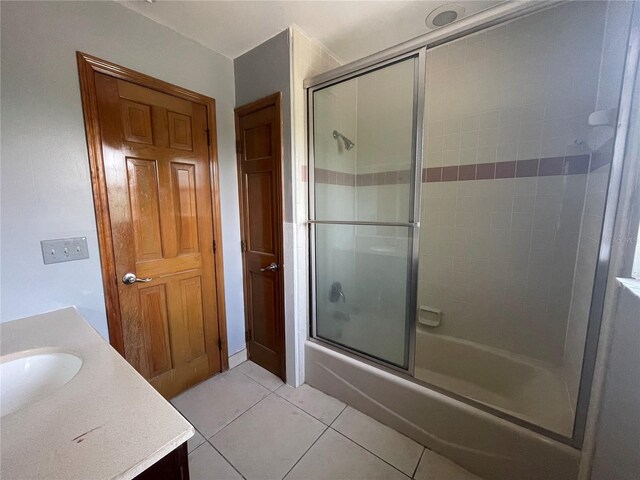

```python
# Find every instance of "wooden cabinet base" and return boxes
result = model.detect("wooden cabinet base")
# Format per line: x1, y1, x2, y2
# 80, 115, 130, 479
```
134, 442, 189, 480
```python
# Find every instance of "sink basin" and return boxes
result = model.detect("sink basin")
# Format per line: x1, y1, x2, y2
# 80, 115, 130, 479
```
1, 351, 82, 417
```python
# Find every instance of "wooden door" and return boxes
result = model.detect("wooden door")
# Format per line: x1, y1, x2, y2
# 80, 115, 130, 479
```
90, 71, 222, 398
235, 94, 286, 381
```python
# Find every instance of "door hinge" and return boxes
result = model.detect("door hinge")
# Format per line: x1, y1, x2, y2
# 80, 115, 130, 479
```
213, 239, 216, 253
205, 129, 211, 146
218, 337, 223, 350
236, 140, 243, 155
245, 329, 251, 342
240, 240, 246, 252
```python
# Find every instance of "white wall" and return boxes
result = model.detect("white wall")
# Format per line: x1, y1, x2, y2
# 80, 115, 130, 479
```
590, 281, 640, 480
587, 34, 640, 474
0, 1, 247, 355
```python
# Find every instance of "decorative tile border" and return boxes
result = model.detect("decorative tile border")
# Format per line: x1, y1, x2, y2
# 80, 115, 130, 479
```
314, 168, 356, 186
311, 153, 609, 186
424, 154, 591, 183
313, 168, 412, 186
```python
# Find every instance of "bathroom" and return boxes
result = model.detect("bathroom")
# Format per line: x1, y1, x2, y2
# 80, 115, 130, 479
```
1, 1, 639, 479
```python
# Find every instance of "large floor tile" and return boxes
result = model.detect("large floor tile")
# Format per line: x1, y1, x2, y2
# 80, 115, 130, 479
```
284, 429, 407, 480
187, 429, 206, 453
414, 449, 482, 480
172, 369, 270, 438
188, 442, 242, 480
211, 394, 326, 480
275, 384, 346, 425
237, 360, 284, 391
332, 406, 423, 476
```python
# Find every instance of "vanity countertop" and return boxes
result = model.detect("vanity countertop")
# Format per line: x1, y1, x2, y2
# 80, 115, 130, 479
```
0, 307, 194, 480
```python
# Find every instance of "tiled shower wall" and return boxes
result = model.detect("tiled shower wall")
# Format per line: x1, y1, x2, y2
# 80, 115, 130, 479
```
354, 59, 415, 227
419, 1, 609, 364
420, 173, 590, 362
313, 80, 357, 222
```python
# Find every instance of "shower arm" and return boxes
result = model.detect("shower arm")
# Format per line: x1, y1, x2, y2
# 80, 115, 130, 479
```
332, 130, 355, 151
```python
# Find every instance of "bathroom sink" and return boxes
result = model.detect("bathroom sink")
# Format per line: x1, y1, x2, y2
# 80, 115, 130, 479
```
0, 351, 82, 417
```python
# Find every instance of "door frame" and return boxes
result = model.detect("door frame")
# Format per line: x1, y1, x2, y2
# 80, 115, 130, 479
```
234, 92, 286, 380
76, 52, 229, 369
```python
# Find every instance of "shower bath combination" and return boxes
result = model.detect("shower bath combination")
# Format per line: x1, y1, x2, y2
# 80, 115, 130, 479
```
306, 1, 638, 479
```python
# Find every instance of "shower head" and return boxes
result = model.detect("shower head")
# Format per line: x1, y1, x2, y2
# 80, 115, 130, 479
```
333, 130, 355, 151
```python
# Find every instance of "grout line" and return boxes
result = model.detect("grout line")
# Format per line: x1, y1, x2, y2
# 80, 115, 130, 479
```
329, 428, 412, 478
274, 387, 347, 427
235, 361, 285, 392
281, 425, 330, 480
275, 391, 329, 425
412, 447, 426, 479
201, 394, 276, 480
188, 438, 208, 456
187, 426, 208, 454
204, 391, 272, 442
207, 440, 248, 480
237, 369, 283, 392
329, 404, 348, 427
175, 364, 270, 440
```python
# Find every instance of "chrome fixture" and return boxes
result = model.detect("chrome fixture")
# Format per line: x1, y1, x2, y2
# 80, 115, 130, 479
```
122, 272, 152, 284
333, 130, 355, 151
329, 281, 346, 303
260, 262, 279, 272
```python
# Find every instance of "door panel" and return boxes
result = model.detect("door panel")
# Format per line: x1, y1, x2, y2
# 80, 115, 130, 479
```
139, 284, 173, 376
246, 172, 275, 254
179, 275, 207, 360
244, 124, 272, 159
168, 111, 193, 151
171, 163, 199, 255
236, 94, 285, 380
126, 157, 163, 261
120, 100, 154, 144
94, 72, 222, 398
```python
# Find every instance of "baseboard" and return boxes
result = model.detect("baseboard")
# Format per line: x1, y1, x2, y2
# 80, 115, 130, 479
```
228, 348, 247, 369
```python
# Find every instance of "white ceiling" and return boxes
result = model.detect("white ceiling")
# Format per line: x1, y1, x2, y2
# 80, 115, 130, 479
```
117, 0, 501, 62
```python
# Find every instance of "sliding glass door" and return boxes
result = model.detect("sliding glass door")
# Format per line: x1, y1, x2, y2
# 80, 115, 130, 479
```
309, 53, 425, 369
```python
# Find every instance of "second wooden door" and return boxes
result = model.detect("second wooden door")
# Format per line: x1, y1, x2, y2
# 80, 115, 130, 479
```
235, 93, 286, 381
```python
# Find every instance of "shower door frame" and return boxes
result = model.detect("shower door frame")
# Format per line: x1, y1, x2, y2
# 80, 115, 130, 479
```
308, 48, 426, 374
306, 0, 639, 449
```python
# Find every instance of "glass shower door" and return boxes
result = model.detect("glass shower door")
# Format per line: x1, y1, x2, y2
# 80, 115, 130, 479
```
310, 54, 423, 369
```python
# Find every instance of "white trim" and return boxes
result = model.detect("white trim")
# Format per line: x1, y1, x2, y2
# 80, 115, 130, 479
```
632, 231, 640, 279
228, 349, 247, 369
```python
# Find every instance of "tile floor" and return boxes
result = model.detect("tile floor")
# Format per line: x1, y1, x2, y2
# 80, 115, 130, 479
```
171, 361, 482, 480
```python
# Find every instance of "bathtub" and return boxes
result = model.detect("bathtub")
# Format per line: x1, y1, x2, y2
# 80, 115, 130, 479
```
414, 328, 575, 437
305, 339, 580, 480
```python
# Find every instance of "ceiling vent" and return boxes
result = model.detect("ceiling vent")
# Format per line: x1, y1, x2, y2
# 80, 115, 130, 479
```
425, 4, 466, 29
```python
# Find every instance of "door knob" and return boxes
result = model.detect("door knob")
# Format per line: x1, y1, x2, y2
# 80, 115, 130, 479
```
260, 262, 279, 272
122, 272, 153, 285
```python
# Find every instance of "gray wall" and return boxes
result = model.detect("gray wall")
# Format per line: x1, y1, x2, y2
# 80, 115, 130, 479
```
234, 29, 293, 222
0, 0, 247, 355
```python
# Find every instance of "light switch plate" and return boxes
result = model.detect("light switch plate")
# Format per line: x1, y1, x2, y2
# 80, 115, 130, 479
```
41, 237, 90, 264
